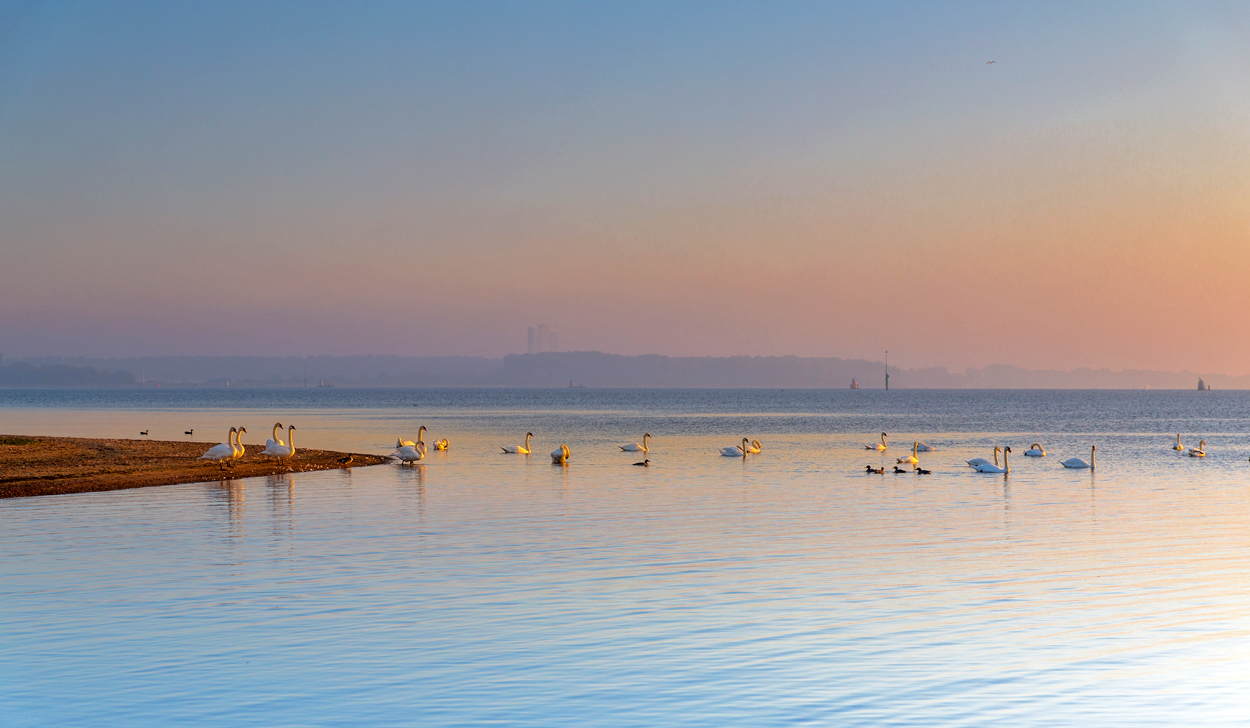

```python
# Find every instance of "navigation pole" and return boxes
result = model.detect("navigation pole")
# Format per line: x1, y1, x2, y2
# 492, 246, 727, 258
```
885, 350, 889, 391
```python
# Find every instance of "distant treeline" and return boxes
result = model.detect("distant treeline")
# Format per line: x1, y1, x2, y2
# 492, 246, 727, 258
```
8, 353, 1247, 389
0, 361, 135, 386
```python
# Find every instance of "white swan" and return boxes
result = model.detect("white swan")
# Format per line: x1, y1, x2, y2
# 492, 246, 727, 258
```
199, 427, 237, 470
720, 438, 749, 457
1172, 433, 1184, 451
502, 432, 533, 454
965, 447, 1005, 470
745, 439, 763, 454
960, 447, 1000, 470
397, 426, 427, 449
263, 426, 296, 463
864, 432, 888, 450
391, 442, 426, 464
1061, 445, 1095, 469
620, 433, 651, 452
551, 444, 570, 464
433, 438, 449, 451
897, 442, 919, 465
231, 426, 247, 463
915, 442, 935, 452
1188, 440, 1206, 458
266, 422, 285, 449
1023, 443, 1045, 457
974, 446, 1010, 473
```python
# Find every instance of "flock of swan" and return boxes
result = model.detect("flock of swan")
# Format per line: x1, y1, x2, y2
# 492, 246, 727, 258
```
859, 432, 1097, 475
198, 424, 1236, 473
198, 423, 298, 470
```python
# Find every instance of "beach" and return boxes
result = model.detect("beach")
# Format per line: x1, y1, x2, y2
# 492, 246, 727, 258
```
0, 434, 385, 499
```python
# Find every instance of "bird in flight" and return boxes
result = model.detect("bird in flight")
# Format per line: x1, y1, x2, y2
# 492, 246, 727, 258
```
987, 60, 995, 64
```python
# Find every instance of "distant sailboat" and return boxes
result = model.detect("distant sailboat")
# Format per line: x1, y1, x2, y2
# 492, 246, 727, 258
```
850, 379, 859, 389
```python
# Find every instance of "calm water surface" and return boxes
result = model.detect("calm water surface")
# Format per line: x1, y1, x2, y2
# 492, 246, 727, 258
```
2, 389, 1249, 725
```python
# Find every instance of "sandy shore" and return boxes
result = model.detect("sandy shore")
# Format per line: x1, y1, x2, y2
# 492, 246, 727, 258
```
0, 434, 387, 499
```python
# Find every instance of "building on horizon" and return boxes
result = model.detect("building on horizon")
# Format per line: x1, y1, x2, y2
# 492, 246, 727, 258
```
527, 324, 560, 354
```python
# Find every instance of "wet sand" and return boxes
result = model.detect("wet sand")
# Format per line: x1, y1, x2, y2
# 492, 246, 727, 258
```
0, 434, 387, 499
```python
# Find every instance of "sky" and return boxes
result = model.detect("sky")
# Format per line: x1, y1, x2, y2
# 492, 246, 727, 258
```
1, 1, 1248, 374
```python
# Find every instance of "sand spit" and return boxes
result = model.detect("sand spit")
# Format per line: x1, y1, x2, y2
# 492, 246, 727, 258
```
0, 435, 387, 499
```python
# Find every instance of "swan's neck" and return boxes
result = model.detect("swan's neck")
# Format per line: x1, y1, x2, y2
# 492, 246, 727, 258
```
1004, 449, 1009, 473
643, 433, 649, 447
273, 424, 281, 442
287, 429, 295, 451
525, 433, 531, 448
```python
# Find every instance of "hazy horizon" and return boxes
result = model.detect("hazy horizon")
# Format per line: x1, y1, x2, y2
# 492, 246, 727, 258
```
3, 2, 1248, 373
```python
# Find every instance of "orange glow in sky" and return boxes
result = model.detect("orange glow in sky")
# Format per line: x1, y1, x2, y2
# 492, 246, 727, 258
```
1, 3, 1248, 374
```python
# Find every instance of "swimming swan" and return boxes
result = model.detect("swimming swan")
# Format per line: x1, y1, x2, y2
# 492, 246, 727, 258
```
620, 433, 651, 452
398, 426, 428, 449
897, 442, 920, 464
263, 426, 296, 463
1023, 443, 1045, 457
551, 444, 570, 464
1188, 440, 1206, 458
1061, 445, 1095, 469
502, 432, 533, 454
967, 447, 1000, 468
915, 442, 935, 452
199, 427, 237, 470
1173, 433, 1184, 451
721, 438, 750, 457
267, 422, 285, 449
864, 432, 888, 450
433, 438, 449, 451
745, 439, 763, 454
974, 446, 1010, 473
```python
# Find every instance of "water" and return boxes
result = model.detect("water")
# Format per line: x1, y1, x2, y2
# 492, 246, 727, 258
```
2, 389, 1249, 725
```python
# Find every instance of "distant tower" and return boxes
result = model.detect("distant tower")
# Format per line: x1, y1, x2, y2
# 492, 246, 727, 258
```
528, 324, 560, 353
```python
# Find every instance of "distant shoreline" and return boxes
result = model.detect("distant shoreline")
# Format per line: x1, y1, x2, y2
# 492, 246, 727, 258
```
0, 435, 386, 499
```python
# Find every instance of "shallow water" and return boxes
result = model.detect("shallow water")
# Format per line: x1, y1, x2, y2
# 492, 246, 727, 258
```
2, 389, 1249, 725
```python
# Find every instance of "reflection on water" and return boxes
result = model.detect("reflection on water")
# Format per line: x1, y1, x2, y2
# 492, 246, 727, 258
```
209, 479, 248, 539
2, 391, 1250, 725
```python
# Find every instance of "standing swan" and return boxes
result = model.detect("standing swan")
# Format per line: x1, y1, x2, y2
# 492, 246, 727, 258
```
897, 442, 920, 465
391, 441, 426, 464
1188, 440, 1206, 458
231, 426, 247, 464
974, 447, 1010, 473
620, 433, 651, 452
263, 426, 296, 463
721, 438, 750, 457
967, 447, 1000, 468
551, 444, 570, 464
1173, 434, 1184, 451
1061, 445, 1095, 469
1023, 443, 1045, 457
267, 422, 285, 449
864, 433, 888, 450
199, 427, 237, 470
502, 432, 533, 454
